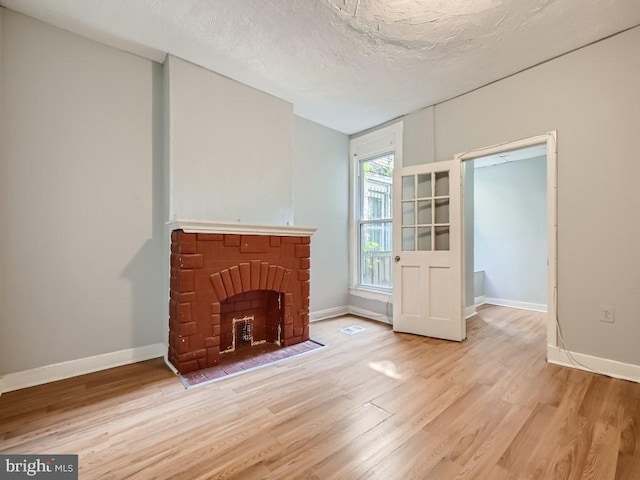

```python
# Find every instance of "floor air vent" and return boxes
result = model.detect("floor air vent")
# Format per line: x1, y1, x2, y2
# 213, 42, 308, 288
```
341, 326, 365, 335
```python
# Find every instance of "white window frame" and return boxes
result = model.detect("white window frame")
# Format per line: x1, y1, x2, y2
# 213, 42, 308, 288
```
349, 122, 403, 302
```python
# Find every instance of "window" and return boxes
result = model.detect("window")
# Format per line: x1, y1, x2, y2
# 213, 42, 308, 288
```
350, 122, 402, 299
358, 154, 393, 288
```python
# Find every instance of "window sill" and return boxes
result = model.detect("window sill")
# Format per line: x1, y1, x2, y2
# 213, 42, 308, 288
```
349, 286, 393, 303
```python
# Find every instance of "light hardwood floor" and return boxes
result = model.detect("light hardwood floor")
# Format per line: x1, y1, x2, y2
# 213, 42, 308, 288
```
1, 305, 639, 479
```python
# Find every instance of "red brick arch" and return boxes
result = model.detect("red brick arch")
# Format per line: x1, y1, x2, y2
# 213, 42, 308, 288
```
209, 261, 293, 302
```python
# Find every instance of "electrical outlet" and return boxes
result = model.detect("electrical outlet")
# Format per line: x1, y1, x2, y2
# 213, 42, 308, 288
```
599, 306, 615, 323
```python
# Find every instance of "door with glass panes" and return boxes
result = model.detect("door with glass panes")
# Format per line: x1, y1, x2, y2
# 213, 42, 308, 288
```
392, 159, 465, 341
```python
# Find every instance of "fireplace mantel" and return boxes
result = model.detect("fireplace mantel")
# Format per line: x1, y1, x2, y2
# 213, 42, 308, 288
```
167, 220, 317, 237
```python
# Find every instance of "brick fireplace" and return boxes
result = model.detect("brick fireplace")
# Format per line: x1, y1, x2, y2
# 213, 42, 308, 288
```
167, 222, 315, 374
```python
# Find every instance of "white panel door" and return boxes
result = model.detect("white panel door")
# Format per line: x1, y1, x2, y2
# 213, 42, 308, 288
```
392, 159, 465, 341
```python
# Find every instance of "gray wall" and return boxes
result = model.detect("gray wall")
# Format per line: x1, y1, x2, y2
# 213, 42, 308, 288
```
154, 61, 169, 345
0, 11, 164, 373
432, 26, 640, 366
0, 7, 5, 375
0, 10, 352, 377
292, 116, 350, 313
474, 156, 547, 308
166, 55, 294, 225
165, 57, 351, 317
163, 55, 295, 345
403, 107, 435, 167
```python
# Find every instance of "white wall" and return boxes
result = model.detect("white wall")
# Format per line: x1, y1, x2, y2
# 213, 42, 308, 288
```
166, 55, 294, 225
292, 116, 350, 313
0, 11, 164, 374
474, 156, 547, 309
433, 26, 640, 366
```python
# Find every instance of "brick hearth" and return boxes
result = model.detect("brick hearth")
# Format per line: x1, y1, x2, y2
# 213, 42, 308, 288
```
168, 229, 311, 374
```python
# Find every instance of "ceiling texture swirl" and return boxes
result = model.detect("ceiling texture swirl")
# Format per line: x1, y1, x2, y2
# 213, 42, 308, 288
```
2, 0, 640, 133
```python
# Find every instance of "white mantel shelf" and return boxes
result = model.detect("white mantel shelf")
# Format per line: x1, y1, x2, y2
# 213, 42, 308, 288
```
167, 220, 317, 237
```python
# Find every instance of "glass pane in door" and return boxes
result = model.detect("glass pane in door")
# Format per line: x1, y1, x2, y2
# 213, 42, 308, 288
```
417, 200, 432, 225
402, 175, 415, 201
417, 173, 431, 198
417, 227, 432, 251
435, 226, 450, 250
435, 199, 449, 224
435, 171, 449, 197
402, 201, 415, 225
402, 227, 415, 251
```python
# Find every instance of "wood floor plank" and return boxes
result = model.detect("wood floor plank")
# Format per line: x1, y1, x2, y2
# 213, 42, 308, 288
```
581, 420, 621, 480
519, 370, 595, 480
0, 306, 639, 479
264, 402, 391, 478
452, 403, 532, 480
497, 401, 558, 472
310, 378, 468, 480
614, 397, 640, 480
357, 383, 497, 479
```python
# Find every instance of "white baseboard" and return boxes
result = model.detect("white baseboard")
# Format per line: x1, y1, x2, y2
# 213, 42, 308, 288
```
465, 306, 477, 319
348, 306, 392, 325
475, 295, 486, 307
547, 345, 640, 384
485, 297, 547, 313
310, 305, 350, 322
0, 343, 165, 395
163, 351, 179, 375
310, 305, 392, 325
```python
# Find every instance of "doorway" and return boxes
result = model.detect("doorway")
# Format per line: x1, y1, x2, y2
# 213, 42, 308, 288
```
457, 132, 558, 351
472, 144, 547, 312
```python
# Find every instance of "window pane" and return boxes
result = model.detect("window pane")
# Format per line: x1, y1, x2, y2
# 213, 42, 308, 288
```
357, 150, 393, 289
361, 155, 393, 221
360, 222, 392, 288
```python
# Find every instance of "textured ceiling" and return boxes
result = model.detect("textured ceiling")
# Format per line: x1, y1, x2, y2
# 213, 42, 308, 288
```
2, 0, 640, 134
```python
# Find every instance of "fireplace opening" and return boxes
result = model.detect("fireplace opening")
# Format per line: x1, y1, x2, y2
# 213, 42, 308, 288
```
234, 316, 254, 351
220, 290, 283, 355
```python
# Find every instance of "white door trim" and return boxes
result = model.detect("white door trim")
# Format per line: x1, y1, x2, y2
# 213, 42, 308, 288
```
454, 131, 558, 350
